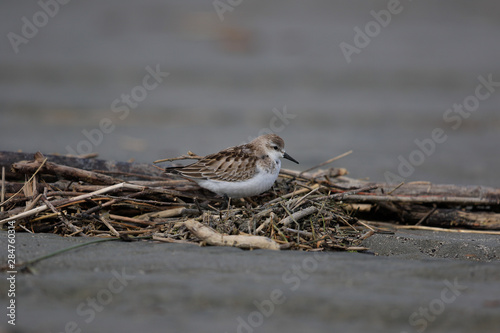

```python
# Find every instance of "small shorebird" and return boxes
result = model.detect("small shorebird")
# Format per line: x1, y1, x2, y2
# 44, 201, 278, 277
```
166, 134, 298, 198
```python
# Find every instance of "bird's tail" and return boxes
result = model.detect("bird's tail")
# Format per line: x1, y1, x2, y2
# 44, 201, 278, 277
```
164, 166, 181, 174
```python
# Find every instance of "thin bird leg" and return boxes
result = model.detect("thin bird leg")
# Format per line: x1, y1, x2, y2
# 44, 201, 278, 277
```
221, 194, 231, 211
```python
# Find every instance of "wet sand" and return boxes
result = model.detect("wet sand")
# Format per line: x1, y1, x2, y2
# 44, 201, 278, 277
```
1, 230, 499, 332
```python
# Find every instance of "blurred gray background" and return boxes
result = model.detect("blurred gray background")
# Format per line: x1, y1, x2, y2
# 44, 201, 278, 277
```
1, 0, 499, 186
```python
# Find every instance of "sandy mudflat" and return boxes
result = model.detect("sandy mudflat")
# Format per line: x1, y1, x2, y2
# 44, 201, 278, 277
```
1, 230, 499, 333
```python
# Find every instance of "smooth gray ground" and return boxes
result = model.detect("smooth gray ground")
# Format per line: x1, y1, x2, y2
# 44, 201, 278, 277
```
1, 230, 499, 333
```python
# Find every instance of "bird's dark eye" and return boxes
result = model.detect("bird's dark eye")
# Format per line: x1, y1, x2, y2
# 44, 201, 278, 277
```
273, 146, 279, 151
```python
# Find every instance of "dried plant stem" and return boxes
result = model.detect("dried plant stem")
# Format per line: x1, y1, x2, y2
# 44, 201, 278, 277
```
386, 181, 405, 195
341, 194, 493, 205
280, 206, 318, 226
395, 225, 500, 235
0, 183, 145, 225
299, 150, 353, 176
153, 152, 203, 164
313, 185, 379, 202
0, 157, 47, 209
41, 195, 84, 236
152, 234, 199, 245
100, 214, 120, 237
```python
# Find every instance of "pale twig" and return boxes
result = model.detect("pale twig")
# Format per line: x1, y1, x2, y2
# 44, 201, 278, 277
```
395, 225, 500, 235
18, 224, 33, 233
152, 234, 199, 245
153, 152, 203, 164
255, 213, 276, 234
313, 185, 379, 202
359, 230, 375, 241
184, 219, 280, 250
108, 214, 159, 226
264, 187, 312, 206
299, 150, 353, 176
0, 157, 47, 208
289, 185, 321, 210
335, 213, 357, 231
100, 214, 120, 237
279, 206, 318, 227
386, 181, 405, 195
24, 194, 43, 212
355, 219, 376, 232
0, 183, 145, 225
41, 195, 84, 236
135, 207, 200, 220
416, 205, 438, 226
282, 227, 313, 238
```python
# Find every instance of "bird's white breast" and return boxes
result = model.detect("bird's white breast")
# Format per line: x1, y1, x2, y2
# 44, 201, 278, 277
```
197, 159, 281, 198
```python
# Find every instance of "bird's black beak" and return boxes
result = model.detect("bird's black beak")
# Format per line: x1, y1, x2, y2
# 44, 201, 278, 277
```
283, 152, 299, 164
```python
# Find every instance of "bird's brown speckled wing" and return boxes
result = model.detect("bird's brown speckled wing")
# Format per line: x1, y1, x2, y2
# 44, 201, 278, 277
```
170, 145, 259, 182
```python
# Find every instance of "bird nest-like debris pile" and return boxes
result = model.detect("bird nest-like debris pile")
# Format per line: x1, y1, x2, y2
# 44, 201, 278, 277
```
0, 152, 379, 252
2, 151, 500, 254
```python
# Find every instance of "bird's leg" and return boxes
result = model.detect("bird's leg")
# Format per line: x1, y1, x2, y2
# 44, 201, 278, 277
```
193, 197, 203, 214
221, 194, 231, 211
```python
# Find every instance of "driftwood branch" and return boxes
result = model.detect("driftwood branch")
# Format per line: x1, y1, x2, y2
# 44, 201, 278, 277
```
0, 182, 145, 225
341, 194, 496, 206
337, 178, 500, 204
397, 205, 500, 230
11, 152, 122, 185
280, 206, 318, 226
184, 219, 281, 250
282, 168, 500, 205
1, 151, 165, 181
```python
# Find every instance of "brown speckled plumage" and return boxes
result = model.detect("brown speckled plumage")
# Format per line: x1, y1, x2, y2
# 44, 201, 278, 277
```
165, 134, 298, 198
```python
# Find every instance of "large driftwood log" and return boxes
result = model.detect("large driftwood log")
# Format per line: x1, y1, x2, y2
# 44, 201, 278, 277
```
411, 208, 500, 230
11, 152, 121, 185
355, 203, 500, 230
0, 151, 165, 181
282, 169, 500, 205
